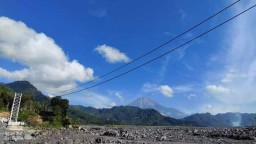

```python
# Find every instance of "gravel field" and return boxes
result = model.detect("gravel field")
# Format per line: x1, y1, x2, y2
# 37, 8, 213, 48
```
1, 122, 256, 144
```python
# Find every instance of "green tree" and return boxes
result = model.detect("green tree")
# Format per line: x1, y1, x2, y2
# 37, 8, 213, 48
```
0, 92, 13, 111
0, 98, 4, 110
50, 96, 70, 126
50, 96, 69, 118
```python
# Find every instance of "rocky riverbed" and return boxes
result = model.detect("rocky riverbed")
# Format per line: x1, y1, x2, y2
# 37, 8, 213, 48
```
1, 122, 256, 144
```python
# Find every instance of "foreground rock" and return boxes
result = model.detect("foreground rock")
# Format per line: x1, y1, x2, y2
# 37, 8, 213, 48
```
0, 125, 256, 144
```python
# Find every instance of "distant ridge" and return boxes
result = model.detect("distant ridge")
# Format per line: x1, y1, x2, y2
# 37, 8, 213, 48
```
183, 112, 256, 127
128, 97, 187, 119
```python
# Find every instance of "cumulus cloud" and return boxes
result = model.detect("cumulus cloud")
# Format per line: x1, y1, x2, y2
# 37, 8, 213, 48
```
142, 83, 173, 97
95, 44, 131, 63
158, 85, 173, 97
64, 91, 116, 108
205, 2, 256, 105
0, 16, 94, 93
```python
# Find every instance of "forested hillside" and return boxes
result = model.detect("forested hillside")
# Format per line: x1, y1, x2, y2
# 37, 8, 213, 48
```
0, 82, 71, 128
6, 81, 50, 102
69, 105, 198, 126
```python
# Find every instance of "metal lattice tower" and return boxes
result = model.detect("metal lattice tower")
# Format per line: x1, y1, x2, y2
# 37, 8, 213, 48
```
8, 93, 22, 123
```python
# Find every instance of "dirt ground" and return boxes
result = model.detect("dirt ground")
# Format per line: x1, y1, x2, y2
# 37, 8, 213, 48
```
0, 112, 10, 118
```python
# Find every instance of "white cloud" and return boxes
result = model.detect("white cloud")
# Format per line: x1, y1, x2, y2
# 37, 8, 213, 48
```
206, 104, 212, 110
0, 16, 94, 93
221, 69, 247, 84
110, 102, 117, 107
95, 44, 131, 63
205, 2, 256, 106
206, 85, 230, 96
64, 91, 116, 108
108, 90, 124, 101
158, 85, 173, 97
142, 83, 173, 97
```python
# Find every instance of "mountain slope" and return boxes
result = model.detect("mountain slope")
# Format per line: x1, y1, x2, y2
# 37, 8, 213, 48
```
6, 81, 50, 102
68, 106, 118, 125
183, 113, 256, 127
70, 105, 198, 126
128, 97, 187, 119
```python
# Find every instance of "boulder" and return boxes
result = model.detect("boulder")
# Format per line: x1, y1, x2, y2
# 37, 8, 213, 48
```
103, 130, 119, 137
95, 137, 104, 143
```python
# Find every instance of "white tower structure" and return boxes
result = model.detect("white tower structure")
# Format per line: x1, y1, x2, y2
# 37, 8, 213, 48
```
7, 93, 23, 127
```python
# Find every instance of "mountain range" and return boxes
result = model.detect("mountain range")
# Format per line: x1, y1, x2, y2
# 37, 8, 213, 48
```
128, 97, 187, 119
2, 80, 256, 127
69, 105, 197, 126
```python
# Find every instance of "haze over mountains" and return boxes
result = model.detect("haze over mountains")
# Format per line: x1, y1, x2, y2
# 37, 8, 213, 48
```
128, 97, 187, 119
1, 80, 256, 127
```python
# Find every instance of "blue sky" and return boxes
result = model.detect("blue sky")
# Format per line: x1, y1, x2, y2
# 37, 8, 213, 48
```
0, 0, 255, 114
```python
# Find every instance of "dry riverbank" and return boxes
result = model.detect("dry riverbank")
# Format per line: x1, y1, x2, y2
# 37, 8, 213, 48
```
1, 123, 256, 144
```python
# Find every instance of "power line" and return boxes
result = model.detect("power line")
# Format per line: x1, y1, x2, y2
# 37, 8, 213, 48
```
51, 0, 240, 95
56, 4, 256, 97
